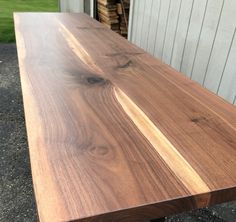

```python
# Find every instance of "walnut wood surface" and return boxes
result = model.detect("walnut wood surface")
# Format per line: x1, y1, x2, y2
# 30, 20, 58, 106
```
14, 13, 236, 222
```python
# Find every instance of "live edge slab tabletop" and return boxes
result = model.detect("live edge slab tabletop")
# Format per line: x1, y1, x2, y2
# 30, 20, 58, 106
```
14, 13, 236, 222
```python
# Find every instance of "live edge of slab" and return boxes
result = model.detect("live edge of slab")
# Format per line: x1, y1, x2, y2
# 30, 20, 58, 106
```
14, 13, 236, 222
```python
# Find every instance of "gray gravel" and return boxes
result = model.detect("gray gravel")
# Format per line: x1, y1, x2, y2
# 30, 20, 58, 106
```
0, 43, 37, 222
0, 43, 235, 222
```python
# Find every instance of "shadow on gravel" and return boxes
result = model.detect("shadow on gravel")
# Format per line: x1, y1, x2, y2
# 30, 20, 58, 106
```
0, 43, 235, 222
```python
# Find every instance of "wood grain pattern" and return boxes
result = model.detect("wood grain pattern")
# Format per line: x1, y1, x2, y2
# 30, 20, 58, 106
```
14, 13, 236, 222
129, 0, 236, 105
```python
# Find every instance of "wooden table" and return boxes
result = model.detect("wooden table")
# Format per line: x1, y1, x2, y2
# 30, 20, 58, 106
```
14, 13, 236, 222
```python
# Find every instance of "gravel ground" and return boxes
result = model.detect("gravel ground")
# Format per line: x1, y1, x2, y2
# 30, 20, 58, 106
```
0, 44, 37, 222
0, 43, 235, 222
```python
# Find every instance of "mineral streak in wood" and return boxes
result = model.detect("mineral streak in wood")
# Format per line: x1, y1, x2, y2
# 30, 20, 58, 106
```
14, 13, 236, 222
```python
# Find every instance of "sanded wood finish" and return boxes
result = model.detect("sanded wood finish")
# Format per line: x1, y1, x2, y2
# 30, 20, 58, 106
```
14, 13, 236, 222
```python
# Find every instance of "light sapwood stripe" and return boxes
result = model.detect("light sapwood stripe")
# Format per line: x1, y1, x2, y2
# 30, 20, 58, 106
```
115, 87, 210, 195
56, 18, 210, 194
57, 20, 104, 75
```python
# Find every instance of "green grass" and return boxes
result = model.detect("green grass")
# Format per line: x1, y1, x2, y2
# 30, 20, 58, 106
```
0, 0, 59, 42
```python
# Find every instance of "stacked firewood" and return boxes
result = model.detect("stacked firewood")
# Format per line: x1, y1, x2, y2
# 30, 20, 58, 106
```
97, 0, 130, 38
97, 0, 120, 34
117, 0, 130, 38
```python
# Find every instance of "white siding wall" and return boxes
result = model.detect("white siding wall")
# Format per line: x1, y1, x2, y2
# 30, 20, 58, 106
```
60, 0, 84, 12
129, 0, 236, 105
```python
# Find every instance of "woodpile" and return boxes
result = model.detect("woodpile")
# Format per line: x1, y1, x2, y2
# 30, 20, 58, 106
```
97, 0, 130, 38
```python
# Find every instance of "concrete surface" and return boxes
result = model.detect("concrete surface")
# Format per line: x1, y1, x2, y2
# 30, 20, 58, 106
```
0, 43, 235, 222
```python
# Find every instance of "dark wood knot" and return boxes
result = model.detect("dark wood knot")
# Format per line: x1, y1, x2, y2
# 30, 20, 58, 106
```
117, 60, 132, 69
191, 118, 199, 123
87, 76, 105, 84
191, 116, 206, 123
